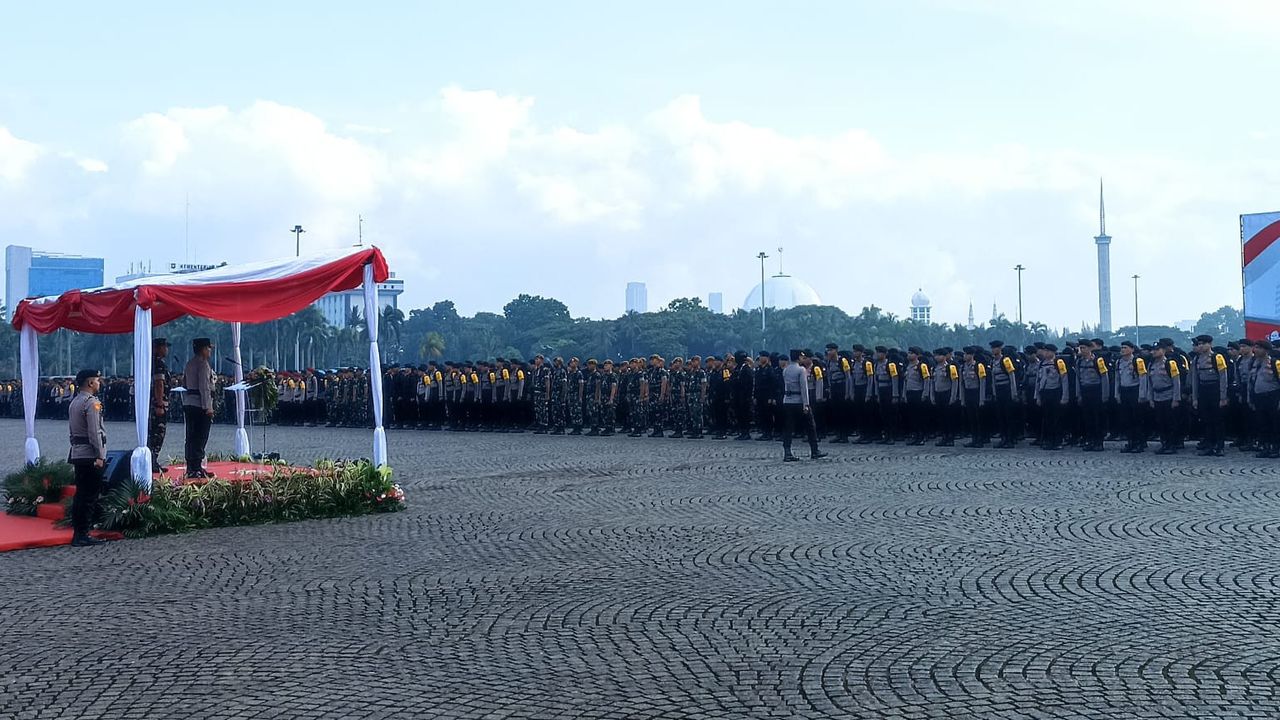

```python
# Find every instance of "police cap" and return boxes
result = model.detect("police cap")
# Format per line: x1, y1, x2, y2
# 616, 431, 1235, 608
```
75, 368, 101, 385
1193, 334, 1214, 345
989, 340, 1004, 349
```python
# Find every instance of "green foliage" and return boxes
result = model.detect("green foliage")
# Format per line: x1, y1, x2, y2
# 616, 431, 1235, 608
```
96, 461, 404, 539
3, 459, 75, 516
1192, 306, 1245, 341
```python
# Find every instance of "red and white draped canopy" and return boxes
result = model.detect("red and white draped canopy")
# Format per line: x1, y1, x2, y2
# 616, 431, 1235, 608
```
13, 247, 389, 333
12, 246, 392, 484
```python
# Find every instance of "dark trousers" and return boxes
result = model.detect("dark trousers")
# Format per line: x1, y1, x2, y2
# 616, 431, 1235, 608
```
70, 458, 104, 539
1039, 388, 1063, 448
1154, 399, 1178, 448
781, 403, 818, 456
147, 415, 167, 468
1118, 386, 1145, 447
963, 389, 984, 443
877, 394, 896, 440
992, 384, 1018, 443
184, 405, 212, 473
1197, 385, 1224, 451
1079, 384, 1104, 447
933, 392, 957, 441
904, 390, 925, 440
1255, 391, 1280, 452
735, 398, 752, 435
826, 386, 848, 439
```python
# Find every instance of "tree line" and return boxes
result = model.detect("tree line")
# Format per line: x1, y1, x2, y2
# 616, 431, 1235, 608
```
0, 298, 1247, 377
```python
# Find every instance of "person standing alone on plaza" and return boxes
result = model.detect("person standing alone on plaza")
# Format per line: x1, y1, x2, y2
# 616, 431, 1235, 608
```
67, 369, 107, 547
183, 338, 216, 478
781, 350, 827, 462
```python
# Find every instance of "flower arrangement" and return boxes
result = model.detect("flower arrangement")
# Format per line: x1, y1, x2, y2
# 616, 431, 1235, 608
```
3, 459, 74, 516
247, 366, 279, 414
95, 460, 403, 538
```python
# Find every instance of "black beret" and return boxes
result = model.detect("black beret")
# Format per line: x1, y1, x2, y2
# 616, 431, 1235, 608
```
193, 337, 213, 351
852, 344, 866, 352
874, 346, 887, 354
152, 337, 170, 347
1120, 341, 1135, 349
75, 368, 101, 385
1193, 334, 1213, 345
989, 340, 1004, 349
825, 343, 839, 350
1044, 343, 1058, 352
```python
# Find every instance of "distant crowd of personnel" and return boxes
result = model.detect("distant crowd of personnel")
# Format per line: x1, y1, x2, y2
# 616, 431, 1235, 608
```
9, 332, 1278, 458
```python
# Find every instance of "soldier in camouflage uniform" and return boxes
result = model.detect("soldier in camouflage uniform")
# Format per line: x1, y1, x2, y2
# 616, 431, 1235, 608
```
599, 360, 617, 436
583, 359, 600, 435
668, 357, 687, 438
647, 355, 669, 438
686, 355, 707, 438
628, 359, 647, 437
148, 338, 172, 473
530, 355, 550, 433
567, 357, 585, 435
549, 357, 567, 435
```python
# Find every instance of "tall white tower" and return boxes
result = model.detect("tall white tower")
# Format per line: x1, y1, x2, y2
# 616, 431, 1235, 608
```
1095, 179, 1112, 333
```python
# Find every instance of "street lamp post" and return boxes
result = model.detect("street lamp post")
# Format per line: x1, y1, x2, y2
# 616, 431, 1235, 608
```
1132, 274, 1140, 345
1014, 264, 1025, 325
757, 251, 769, 346
291, 225, 306, 257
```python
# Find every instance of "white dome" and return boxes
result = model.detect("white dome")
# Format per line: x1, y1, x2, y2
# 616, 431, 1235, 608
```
741, 274, 823, 311
911, 288, 931, 308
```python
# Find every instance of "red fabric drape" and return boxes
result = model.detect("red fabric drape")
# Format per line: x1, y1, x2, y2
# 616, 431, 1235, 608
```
12, 248, 389, 334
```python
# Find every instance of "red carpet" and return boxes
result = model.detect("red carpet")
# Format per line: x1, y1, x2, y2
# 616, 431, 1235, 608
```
0, 513, 73, 552
1, 460, 308, 553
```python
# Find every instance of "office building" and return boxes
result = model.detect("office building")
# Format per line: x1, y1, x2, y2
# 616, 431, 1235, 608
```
626, 282, 648, 314
6, 245, 104, 319
314, 272, 404, 328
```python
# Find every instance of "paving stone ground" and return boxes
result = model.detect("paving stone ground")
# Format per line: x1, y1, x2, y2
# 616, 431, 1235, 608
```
2, 418, 1280, 719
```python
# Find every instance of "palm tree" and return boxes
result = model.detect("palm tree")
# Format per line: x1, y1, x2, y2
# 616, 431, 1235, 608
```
379, 306, 405, 361
419, 331, 446, 360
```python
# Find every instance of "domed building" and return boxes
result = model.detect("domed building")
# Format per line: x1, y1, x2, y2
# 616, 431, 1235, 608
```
910, 288, 931, 323
741, 274, 823, 312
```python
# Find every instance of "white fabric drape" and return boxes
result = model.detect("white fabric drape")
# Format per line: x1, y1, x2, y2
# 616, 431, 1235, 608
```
363, 264, 388, 467
20, 324, 40, 464
130, 304, 153, 489
232, 321, 250, 457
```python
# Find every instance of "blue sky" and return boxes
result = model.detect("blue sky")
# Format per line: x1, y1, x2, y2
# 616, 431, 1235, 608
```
2, 1, 1277, 329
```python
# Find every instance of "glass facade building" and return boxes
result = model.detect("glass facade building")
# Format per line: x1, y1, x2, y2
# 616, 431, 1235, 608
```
6, 245, 105, 319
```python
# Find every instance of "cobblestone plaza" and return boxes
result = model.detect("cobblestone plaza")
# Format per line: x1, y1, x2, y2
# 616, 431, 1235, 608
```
2, 419, 1278, 719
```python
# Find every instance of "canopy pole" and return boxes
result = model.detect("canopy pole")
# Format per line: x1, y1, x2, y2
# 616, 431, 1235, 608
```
19, 323, 40, 465
363, 264, 388, 468
232, 322, 250, 457
129, 303, 153, 490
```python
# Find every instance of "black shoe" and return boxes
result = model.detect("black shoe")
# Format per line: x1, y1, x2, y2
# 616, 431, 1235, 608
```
569, 429, 582, 436
756, 434, 772, 441
713, 434, 727, 440
783, 454, 799, 462
586, 429, 600, 437
671, 431, 684, 438
735, 434, 752, 441
1119, 446, 1134, 454
830, 437, 849, 444
810, 451, 828, 460
1196, 448, 1214, 457
935, 439, 954, 447
1155, 447, 1177, 455
71, 536, 103, 547
649, 431, 664, 438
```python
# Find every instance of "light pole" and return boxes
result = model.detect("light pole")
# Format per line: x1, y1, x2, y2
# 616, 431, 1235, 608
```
757, 251, 769, 346
291, 225, 306, 257
1014, 264, 1025, 325
1132, 274, 1140, 345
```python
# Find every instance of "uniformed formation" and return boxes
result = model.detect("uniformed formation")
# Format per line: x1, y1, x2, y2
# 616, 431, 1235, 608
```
373, 334, 1280, 458
18, 333, 1278, 460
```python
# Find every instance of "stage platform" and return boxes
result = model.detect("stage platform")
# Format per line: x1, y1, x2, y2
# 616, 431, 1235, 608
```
1, 459, 309, 552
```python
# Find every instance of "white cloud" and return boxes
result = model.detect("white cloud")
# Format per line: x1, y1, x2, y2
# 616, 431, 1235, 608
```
0, 127, 43, 183
0, 87, 1263, 328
